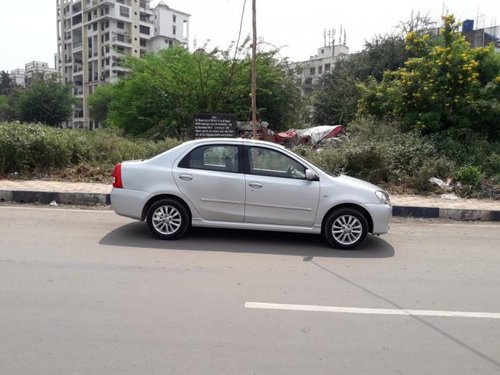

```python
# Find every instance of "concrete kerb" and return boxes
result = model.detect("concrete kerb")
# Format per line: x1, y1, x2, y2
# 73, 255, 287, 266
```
0, 190, 110, 206
1, 188, 499, 221
394, 205, 500, 221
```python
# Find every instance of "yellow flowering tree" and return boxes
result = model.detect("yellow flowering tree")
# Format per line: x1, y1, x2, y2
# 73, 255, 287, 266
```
359, 15, 500, 140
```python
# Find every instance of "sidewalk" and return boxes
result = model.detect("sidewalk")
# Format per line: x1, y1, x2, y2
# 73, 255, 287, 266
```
1, 179, 499, 221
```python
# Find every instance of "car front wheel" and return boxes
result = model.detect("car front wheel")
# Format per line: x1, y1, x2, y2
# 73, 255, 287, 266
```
146, 199, 190, 240
324, 208, 368, 249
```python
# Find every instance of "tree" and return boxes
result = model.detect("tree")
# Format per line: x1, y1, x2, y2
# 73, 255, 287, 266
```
0, 95, 16, 121
313, 60, 360, 124
15, 79, 74, 126
88, 83, 114, 126
104, 47, 204, 137
247, 53, 303, 129
313, 33, 408, 125
91, 46, 302, 137
0, 71, 14, 96
359, 15, 500, 140
397, 10, 436, 36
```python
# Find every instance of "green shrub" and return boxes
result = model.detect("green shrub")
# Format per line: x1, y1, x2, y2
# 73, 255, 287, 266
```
0, 122, 74, 172
452, 165, 485, 197
430, 129, 500, 174
0, 122, 181, 177
294, 119, 456, 192
342, 143, 388, 183
407, 157, 456, 192
484, 153, 500, 177
454, 165, 484, 187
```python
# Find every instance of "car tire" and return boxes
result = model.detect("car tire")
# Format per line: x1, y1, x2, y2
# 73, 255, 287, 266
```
324, 208, 368, 250
146, 198, 190, 240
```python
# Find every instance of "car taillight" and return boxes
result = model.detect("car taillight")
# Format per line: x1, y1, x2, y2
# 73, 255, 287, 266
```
112, 163, 123, 188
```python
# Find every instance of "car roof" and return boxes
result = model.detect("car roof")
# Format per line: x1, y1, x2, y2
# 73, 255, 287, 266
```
184, 138, 285, 149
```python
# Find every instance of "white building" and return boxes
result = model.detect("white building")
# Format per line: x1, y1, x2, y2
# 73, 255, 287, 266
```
10, 69, 26, 87
25, 61, 58, 86
291, 43, 349, 94
9, 62, 58, 88
56, 0, 190, 129
148, 2, 190, 53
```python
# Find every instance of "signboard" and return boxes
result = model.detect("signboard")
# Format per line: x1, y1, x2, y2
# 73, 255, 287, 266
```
193, 113, 237, 139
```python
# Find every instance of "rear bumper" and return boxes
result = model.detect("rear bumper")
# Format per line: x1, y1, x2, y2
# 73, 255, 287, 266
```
111, 188, 149, 220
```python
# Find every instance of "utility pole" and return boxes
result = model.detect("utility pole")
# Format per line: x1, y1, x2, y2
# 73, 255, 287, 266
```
251, 0, 258, 139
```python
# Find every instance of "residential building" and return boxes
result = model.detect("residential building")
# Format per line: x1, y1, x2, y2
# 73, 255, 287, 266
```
426, 18, 500, 51
56, 0, 190, 129
290, 39, 349, 95
9, 62, 58, 88
461, 19, 500, 51
149, 2, 190, 53
10, 69, 25, 87
288, 39, 349, 125
25, 61, 58, 86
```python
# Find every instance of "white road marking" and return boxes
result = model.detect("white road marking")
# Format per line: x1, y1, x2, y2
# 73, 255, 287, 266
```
245, 302, 500, 320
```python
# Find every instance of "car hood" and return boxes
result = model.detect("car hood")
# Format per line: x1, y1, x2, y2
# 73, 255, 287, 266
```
334, 174, 383, 192
320, 174, 386, 204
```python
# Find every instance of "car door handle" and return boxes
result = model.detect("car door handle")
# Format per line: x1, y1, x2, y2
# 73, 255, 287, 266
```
248, 182, 263, 189
179, 174, 193, 181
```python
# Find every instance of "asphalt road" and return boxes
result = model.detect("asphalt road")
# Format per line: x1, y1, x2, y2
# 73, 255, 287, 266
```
1, 205, 500, 375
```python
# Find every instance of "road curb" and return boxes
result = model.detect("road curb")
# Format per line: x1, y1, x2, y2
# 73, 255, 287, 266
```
0, 189, 499, 221
0, 190, 110, 206
394, 205, 500, 221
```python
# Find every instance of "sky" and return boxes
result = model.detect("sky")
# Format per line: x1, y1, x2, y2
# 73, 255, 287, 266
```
1, 0, 499, 71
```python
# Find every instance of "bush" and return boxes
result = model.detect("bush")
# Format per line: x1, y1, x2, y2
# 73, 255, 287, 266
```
483, 152, 500, 177
295, 119, 456, 193
429, 128, 499, 168
0, 122, 73, 173
454, 165, 484, 187
295, 118, 500, 197
0, 122, 181, 179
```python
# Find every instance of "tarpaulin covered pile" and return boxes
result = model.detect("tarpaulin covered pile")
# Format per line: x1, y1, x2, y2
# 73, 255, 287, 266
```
276, 125, 344, 145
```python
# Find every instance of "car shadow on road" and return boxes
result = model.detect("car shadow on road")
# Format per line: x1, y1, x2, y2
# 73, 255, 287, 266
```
99, 222, 395, 258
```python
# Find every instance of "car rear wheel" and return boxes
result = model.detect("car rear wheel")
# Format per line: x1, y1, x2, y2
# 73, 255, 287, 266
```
146, 199, 189, 240
324, 208, 368, 250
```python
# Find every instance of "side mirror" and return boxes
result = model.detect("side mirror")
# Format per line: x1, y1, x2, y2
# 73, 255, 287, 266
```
305, 169, 319, 181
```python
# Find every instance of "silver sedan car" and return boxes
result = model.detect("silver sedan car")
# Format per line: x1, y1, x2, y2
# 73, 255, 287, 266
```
111, 138, 391, 249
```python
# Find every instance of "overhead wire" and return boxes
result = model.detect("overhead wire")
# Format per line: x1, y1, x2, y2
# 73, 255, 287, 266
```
233, 0, 248, 60
214, 0, 247, 109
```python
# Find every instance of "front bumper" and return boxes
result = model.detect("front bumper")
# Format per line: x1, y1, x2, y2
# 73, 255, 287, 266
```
365, 203, 392, 234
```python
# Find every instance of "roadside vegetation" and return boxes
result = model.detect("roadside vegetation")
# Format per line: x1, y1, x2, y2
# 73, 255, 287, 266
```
1, 120, 497, 198
311, 14, 500, 198
0, 123, 180, 182
0, 14, 498, 198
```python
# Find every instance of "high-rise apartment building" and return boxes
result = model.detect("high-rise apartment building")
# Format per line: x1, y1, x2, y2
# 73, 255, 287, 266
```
56, 0, 190, 129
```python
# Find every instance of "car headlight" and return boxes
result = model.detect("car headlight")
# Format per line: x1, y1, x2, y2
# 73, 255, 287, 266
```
375, 190, 391, 205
